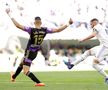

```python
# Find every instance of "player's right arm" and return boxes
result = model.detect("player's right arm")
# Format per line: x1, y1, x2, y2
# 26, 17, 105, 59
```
10, 18, 25, 30
6, 9, 25, 31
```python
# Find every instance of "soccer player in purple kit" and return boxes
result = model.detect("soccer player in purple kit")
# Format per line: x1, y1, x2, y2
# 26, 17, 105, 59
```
6, 9, 73, 86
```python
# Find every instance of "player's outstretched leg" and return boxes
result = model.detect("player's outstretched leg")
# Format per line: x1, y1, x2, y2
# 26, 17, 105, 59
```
63, 50, 90, 69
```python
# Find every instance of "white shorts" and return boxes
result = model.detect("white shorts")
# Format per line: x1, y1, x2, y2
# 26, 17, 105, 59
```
90, 45, 108, 61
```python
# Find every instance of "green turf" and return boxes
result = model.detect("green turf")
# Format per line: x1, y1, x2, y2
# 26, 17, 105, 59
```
0, 71, 108, 90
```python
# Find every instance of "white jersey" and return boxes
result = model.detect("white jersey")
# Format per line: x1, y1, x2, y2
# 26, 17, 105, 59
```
93, 24, 108, 47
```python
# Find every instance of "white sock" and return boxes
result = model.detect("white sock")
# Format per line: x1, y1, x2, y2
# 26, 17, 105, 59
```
73, 57, 84, 65
73, 50, 90, 65
93, 64, 108, 78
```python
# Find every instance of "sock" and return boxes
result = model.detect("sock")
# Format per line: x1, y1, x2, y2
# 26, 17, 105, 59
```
93, 64, 108, 78
12, 66, 23, 79
26, 72, 41, 83
73, 50, 90, 65
72, 57, 84, 65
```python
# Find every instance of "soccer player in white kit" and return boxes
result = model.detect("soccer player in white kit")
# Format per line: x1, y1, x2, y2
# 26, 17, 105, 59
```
64, 18, 108, 83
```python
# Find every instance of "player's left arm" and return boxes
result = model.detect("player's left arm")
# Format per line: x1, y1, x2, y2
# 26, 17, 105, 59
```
51, 18, 73, 33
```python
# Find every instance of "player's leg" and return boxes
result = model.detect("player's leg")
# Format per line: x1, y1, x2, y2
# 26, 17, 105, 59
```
11, 49, 28, 81
41, 40, 50, 66
11, 58, 23, 82
64, 46, 98, 69
92, 58, 108, 83
92, 58, 108, 77
23, 64, 45, 86
22, 51, 45, 86
92, 45, 108, 83
10, 55, 18, 81
64, 49, 92, 69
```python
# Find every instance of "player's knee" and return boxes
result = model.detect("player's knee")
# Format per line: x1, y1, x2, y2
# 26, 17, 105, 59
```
92, 58, 100, 68
92, 62, 102, 72
23, 69, 29, 75
93, 58, 100, 64
23, 65, 30, 75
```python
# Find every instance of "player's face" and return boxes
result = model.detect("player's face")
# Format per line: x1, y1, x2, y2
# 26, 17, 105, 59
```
90, 21, 98, 28
34, 20, 42, 26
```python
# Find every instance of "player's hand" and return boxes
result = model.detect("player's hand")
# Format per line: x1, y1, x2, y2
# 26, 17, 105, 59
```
6, 8, 10, 14
69, 18, 73, 25
6, 8, 12, 18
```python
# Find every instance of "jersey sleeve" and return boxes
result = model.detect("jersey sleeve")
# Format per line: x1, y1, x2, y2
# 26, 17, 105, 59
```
46, 28, 53, 33
24, 26, 32, 34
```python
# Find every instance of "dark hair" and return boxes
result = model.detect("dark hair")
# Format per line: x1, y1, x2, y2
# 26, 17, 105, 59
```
35, 16, 41, 20
90, 18, 99, 22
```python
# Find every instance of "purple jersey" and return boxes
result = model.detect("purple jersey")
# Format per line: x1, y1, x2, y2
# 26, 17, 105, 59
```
24, 27, 52, 52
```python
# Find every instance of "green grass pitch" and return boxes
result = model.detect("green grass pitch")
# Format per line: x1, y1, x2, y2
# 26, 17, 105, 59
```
0, 71, 108, 90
